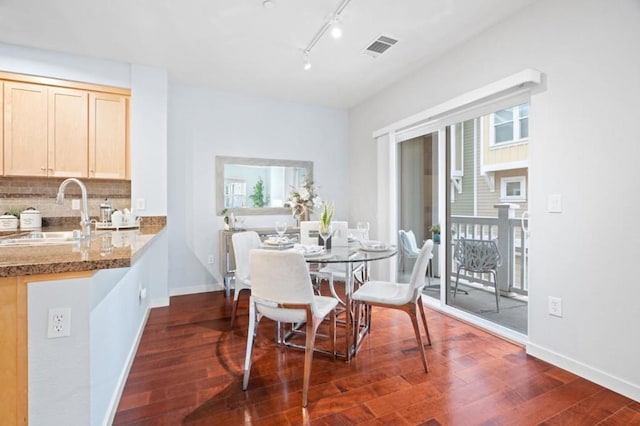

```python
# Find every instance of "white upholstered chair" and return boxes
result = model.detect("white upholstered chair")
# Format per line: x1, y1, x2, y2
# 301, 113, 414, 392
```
352, 240, 434, 373
230, 231, 262, 329
243, 250, 337, 407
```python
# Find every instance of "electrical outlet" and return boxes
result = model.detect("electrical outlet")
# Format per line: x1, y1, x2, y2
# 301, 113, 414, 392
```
136, 198, 146, 211
47, 307, 71, 338
71, 199, 81, 210
548, 296, 562, 317
207, 255, 215, 264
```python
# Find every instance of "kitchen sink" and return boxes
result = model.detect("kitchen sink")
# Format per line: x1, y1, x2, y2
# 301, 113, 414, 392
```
0, 230, 82, 246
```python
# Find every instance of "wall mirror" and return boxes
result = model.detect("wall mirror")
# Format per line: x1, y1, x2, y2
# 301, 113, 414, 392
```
216, 156, 313, 215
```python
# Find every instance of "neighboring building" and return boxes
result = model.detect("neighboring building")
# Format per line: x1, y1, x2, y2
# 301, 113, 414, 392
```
451, 103, 529, 218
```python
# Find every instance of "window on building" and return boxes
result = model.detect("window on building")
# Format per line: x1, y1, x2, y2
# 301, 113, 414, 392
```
491, 103, 529, 145
500, 176, 526, 202
224, 180, 247, 208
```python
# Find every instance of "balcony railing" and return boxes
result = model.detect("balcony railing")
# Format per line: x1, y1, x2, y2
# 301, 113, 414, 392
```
451, 204, 528, 295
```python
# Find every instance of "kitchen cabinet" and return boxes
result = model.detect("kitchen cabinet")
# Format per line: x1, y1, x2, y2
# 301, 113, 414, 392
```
48, 87, 89, 177
4, 83, 88, 177
89, 92, 129, 180
1, 72, 130, 180
0, 82, 3, 175
3, 81, 48, 176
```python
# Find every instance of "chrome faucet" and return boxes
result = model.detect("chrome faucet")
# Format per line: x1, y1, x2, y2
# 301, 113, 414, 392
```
56, 178, 91, 239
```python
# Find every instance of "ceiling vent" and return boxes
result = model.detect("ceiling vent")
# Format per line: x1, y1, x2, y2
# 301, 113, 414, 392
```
363, 35, 398, 58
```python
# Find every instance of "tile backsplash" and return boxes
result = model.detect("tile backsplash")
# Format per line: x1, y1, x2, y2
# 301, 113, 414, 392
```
0, 177, 132, 219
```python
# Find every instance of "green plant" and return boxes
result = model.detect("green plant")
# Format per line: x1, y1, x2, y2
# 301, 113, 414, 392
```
429, 224, 441, 234
4, 208, 21, 218
220, 208, 229, 225
248, 177, 269, 208
319, 201, 334, 232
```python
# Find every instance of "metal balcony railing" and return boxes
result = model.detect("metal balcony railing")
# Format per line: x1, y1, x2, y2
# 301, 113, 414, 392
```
451, 204, 528, 295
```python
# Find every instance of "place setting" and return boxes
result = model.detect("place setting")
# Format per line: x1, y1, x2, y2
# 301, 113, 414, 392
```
261, 221, 295, 249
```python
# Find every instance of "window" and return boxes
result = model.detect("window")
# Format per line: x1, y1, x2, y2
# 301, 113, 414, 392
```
224, 180, 246, 208
491, 103, 529, 145
500, 176, 526, 202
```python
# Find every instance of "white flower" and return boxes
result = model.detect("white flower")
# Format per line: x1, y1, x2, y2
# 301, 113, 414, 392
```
298, 187, 310, 201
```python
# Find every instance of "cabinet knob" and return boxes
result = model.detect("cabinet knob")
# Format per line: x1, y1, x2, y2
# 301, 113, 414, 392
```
40, 167, 46, 171
48, 168, 54, 171
90, 169, 95, 174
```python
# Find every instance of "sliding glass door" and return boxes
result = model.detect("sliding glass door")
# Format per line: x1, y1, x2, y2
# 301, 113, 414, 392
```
396, 102, 530, 334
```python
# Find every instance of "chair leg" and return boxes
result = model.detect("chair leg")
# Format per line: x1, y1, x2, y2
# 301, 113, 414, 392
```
417, 296, 431, 346
230, 288, 245, 329
407, 305, 429, 373
242, 298, 258, 390
492, 271, 500, 313
302, 318, 318, 407
453, 268, 462, 300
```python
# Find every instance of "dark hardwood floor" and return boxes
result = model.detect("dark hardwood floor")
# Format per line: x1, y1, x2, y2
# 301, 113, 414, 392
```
114, 290, 639, 425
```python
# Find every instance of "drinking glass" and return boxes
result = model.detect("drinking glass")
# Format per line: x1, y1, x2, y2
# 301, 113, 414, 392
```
357, 221, 370, 239
319, 224, 333, 249
275, 221, 287, 241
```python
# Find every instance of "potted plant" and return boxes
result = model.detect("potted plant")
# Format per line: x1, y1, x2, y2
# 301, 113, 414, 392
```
318, 201, 334, 248
429, 224, 441, 243
220, 208, 231, 230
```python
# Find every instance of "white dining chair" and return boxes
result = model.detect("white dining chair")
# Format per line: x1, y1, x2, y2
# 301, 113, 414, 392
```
243, 249, 337, 407
352, 240, 434, 373
230, 231, 262, 329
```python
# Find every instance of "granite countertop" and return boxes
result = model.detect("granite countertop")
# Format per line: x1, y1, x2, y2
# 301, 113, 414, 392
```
0, 218, 166, 278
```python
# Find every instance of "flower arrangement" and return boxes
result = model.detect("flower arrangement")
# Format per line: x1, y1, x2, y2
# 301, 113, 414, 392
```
287, 179, 321, 218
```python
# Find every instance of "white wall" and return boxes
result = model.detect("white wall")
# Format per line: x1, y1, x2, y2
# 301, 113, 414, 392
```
167, 82, 348, 293
349, 0, 640, 400
29, 277, 92, 426
130, 65, 168, 216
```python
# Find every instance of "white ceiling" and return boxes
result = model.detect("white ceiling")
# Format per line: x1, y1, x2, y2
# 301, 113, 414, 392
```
0, 0, 536, 108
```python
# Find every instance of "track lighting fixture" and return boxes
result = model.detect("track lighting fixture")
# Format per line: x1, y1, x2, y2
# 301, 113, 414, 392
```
301, 0, 352, 70
303, 53, 312, 71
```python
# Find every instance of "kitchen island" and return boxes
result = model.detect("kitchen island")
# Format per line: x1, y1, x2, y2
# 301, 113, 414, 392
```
0, 218, 168, 426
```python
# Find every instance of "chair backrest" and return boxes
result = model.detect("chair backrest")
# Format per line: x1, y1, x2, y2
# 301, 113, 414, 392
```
453, 238, 502, 272
300, 221, 319, 245
406, 239, 434, 303
331, 221, 348, 247
405, 230, 420, 252
231, 231, 262, 283
249, 249, 318, 322
398, 229, 419, 257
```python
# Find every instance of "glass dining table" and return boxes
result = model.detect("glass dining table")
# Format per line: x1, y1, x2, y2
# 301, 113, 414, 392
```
281, 242, 398, 362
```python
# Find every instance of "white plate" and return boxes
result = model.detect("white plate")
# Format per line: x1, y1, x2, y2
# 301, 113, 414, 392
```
263, 238, 293, 246
359, 244, 391, 252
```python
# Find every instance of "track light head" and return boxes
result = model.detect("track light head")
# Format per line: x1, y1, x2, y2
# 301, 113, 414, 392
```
303, 53, 311, 71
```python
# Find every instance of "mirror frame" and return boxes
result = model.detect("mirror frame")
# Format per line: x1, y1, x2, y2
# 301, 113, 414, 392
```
216, 156, 314, 216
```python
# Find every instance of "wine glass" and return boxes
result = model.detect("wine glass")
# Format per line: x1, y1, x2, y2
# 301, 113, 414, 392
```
357, 221, 370, 240
319, 224, 333, 250
275, 221, 287, 241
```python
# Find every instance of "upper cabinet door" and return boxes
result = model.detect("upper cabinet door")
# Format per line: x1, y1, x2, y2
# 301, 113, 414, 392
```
89, 92, 128, 180
0, 83, 3, 176
48, 87, 89, 178
3, 82, 48, 176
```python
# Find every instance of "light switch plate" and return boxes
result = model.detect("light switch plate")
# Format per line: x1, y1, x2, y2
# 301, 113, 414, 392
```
136, 198, 146, 211
548, 194, 562, 213
71, 199, 81, 210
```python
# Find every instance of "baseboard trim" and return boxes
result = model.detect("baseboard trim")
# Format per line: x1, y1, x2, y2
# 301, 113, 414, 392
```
104, 306, 151, 426
169, 284, 220, 297
150, 297, 170, 308
527, 342, 640, 402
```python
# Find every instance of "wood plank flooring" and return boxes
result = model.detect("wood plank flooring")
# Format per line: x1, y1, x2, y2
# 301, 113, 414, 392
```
114, 291, 638, 425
